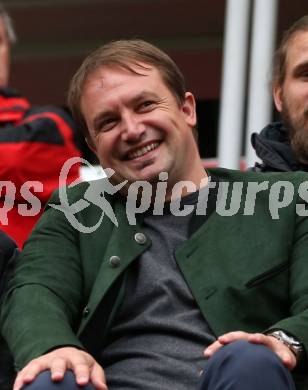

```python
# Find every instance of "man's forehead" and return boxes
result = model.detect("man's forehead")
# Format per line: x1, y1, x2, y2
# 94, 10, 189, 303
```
87, 62, 159, 82
286, 31, 308, 65
80, 63, 165, 115
82, 63, 162, 98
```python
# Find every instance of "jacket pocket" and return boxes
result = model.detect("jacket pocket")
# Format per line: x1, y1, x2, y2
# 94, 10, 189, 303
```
245, 260, 289, 288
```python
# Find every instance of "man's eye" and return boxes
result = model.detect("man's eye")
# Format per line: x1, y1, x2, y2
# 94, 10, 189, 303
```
139, 101, 155, 111
296, 69, 308, 79
99, 118, 117, 132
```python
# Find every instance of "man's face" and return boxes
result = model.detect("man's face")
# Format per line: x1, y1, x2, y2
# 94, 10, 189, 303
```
273, 31, 308, 163
0, 17, 10, 87
81, 64, 205, 191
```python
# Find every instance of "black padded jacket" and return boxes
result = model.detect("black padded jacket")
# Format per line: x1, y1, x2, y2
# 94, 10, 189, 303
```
251, 122, 306, 172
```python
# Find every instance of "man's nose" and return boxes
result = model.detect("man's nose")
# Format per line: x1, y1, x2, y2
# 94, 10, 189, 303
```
121, 113, 146, 142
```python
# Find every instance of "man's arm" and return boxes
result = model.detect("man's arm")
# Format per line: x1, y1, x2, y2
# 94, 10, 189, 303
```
0, 190, 109, 388
1, 182, 97, 346
204, 174, 308, 371
0, 203, 85, 366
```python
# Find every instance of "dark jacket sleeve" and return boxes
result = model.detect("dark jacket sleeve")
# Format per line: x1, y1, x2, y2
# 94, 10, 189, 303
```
0, 231, 19, 300
0, 231, 19, 390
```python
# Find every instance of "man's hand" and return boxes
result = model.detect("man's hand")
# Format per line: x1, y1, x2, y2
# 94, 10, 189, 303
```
13, 347, 108, 390
203, 331, 297, 370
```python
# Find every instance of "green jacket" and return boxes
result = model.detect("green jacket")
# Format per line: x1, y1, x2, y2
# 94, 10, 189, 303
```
2, 168, 308, 388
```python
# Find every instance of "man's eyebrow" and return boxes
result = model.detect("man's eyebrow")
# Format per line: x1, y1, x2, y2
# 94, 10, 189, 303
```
131, 91, 160, 103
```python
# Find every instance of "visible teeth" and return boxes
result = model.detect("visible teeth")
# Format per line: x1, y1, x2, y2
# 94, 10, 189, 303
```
128, 142, 159, 160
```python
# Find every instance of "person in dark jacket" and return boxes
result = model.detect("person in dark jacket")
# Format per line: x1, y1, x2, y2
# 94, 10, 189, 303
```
251, 15, 308, 172
0, 230, 19, 390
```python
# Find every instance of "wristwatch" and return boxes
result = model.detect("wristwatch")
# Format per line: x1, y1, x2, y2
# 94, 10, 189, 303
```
268, 330, 304, 360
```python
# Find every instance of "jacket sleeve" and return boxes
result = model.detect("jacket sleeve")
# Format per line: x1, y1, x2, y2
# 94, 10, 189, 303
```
0, 230, 19, 301
0, 193, 85, 369
0, 105, 81, 204
265, 176, 308, 362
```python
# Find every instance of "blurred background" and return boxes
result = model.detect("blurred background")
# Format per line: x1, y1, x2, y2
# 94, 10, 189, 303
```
3, 0, 308, 166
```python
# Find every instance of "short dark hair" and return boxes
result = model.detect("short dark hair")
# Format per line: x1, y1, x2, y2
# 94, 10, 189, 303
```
272, 15, 308, 87
67, 39, 190, 139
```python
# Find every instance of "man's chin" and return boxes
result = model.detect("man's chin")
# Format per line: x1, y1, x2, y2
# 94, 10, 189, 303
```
123, 164, 167, 183
127, 172, 160, 184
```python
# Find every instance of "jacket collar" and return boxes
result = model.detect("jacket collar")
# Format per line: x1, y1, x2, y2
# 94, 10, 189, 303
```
251, 122, 302, 172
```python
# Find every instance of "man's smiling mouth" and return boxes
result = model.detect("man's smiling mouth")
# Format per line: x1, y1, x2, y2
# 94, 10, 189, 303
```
126, 142, 160, 160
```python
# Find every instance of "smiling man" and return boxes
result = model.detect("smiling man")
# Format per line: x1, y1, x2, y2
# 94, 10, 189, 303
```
252, 15, 308, 172
2, 40, 308, 390
81, 64, 203, 190
72, 42, 205, 194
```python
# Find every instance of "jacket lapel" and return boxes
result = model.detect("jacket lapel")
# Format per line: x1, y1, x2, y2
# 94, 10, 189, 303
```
78, 199, 151, 336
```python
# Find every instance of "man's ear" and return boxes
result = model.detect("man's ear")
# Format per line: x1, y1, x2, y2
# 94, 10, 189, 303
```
182, 92, 197, 127
273, 84, 283, 113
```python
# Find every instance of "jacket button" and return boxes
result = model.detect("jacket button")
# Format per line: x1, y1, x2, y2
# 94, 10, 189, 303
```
109, 255, 121, 268
83, 306, 90, 317
134, 232, 146, 244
